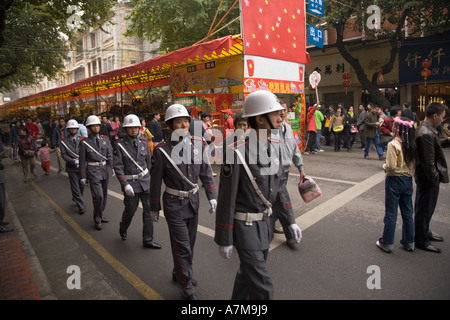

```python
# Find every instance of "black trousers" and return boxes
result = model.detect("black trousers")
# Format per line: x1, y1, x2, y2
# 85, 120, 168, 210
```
120, 190, 154, 244
305, 131, 317, 152
414, 181, 440, 247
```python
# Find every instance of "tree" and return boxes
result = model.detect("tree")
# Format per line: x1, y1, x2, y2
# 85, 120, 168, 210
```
308, 0, 450, 109
124, 0, 241, 52
0, 0, 117, 92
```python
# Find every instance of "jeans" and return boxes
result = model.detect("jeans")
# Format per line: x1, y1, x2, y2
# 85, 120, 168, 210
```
316, 129, 322, 150
364, 131, 384, 157
379, 175, 414, 250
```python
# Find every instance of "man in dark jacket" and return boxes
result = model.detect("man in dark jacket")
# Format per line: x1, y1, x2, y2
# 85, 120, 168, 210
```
414, 103, 450, 253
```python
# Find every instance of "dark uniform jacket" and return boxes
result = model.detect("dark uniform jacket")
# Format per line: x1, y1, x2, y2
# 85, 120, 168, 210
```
415, 121, 449, 186
150, 136, 217, 219
215, 131, 286, 251
113, 136, 151, 193
79, 135, 113, 181
60, 135, 84, 173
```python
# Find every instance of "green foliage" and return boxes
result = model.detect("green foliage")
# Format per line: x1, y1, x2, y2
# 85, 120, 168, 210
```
0, 0, 116, 92
125, 0, 241, 52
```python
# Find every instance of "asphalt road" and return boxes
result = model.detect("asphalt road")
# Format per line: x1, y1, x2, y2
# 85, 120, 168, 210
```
6, 143, 450, 300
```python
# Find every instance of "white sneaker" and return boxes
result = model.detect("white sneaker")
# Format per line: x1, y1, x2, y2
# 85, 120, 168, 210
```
317, 149, 324, 152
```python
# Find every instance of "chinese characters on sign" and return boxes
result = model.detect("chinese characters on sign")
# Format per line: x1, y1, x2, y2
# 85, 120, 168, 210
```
307, 0, 324, 17
399, 37, 450, 84
307, 24, 324, 48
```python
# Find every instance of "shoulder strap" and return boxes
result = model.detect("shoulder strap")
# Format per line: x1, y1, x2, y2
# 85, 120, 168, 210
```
158, 147, 198, 189
82, 140, 108, 161
117, 142, 145, 173
60, 140, 79, 159
234, 148, 272, 212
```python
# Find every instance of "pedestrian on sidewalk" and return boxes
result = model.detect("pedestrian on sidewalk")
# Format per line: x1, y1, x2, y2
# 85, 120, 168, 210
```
364, 104, 385, 160
315, 104, 325, 152
215, 91, 302, 300
414, 103, 450, 253
79, 115, 114, 231
13, 127, 37, 182
52, 117, 67, 173
304, 104, 318, 154
150, 104, 217, 300
329, 106, 346, 152
60, 119, 86, 215
377, 116, 417, 253
36, 140, 55, 175
114, 114, 161, 249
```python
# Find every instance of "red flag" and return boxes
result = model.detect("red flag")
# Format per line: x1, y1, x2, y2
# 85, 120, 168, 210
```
241, 0, 310, 65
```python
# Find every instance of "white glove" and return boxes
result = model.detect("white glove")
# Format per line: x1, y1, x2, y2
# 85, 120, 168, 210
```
288, 224, 303, 243
209, 199, 217, 214
219, 245, 233, 259
124, 184, 135, 197
151, 211, 160, 222
80, 179, 86, 185
74, 159, 79, 167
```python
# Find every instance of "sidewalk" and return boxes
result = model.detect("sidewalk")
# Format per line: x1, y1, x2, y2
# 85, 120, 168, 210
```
0, 157, 126, 300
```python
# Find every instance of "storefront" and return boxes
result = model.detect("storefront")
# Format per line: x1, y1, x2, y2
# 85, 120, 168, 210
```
399, 32, 450, 117
306, 40, 400, 110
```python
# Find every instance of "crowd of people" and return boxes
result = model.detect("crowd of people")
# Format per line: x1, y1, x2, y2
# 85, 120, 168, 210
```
0, 96, 449, 300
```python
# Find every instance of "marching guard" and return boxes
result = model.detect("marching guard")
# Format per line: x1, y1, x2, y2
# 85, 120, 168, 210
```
79, 115, 113, 230
113, 114, 161, 249
60, 119, 86, 215
214, 90, 302, 300
150, 104, 217, 300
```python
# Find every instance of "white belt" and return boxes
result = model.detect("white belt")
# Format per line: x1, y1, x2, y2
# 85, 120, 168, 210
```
87, 161, 106, 166
235, 210, 272, 226
125, 168, 149, 181
165, 185, 199, 200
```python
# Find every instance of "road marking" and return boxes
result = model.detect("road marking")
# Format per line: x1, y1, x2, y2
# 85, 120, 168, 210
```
270, 170, 385, 250
289, 173, 358, 185
29, 178, 164, 300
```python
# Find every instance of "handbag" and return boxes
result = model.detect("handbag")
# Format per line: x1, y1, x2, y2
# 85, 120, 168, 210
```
350, 124, 359, 133
380, 134, 393, 146
23, 150, 35, 157
333, 124, 344, 133
298, 177, 322, 203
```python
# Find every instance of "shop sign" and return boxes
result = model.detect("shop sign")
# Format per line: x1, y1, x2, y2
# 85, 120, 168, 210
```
244, 55, 305, 94
170, 55, 243, 94
399, 37, 450, 83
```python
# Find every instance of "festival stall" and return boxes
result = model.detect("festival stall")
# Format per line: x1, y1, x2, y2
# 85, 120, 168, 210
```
1, 0, 311, 150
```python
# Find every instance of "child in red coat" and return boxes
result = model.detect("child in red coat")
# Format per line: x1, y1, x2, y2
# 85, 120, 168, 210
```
36, 140, 55, 175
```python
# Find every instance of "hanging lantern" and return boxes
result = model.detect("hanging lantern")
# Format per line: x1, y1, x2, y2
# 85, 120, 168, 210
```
420, 59, 431, 69
420, 68, 431, 79
342, 80, 351, 94
420, 59, 432, 87
342, 72, 351, 80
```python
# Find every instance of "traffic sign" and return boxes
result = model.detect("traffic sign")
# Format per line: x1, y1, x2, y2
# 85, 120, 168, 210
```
307, 24, 324, 48
307, 0, 324, 17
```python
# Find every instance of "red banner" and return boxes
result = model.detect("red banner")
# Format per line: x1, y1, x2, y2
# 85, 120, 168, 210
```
241, 0, 310, 65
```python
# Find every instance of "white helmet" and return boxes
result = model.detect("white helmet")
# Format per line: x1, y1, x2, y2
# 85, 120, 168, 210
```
164, 104, 190, 123
243, 90, 284, 118
123, 114, 141, 128
66, 119, 79, 129
85, 115, 101, 127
